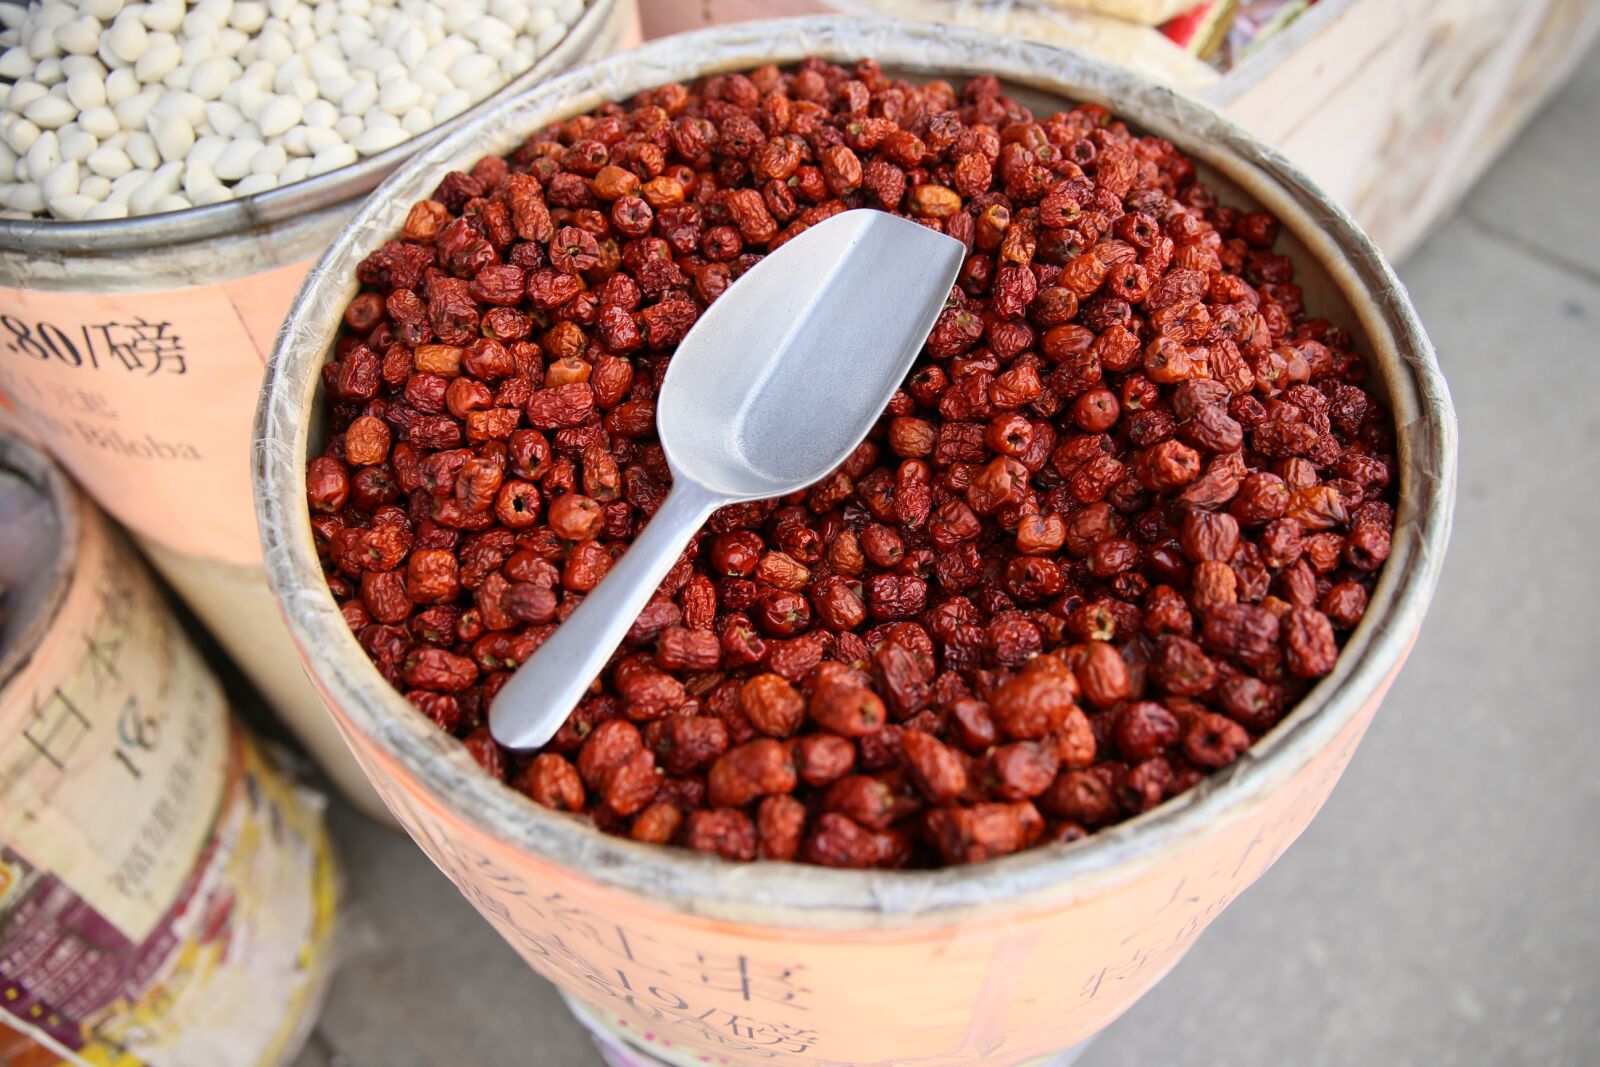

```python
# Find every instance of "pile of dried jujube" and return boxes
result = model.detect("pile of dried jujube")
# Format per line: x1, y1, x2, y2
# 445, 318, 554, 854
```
307, 58, 1397, 868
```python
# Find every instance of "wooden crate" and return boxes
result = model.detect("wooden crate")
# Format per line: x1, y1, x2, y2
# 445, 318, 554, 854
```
1212, 0, 1600, 256
640, 0, 1600, 258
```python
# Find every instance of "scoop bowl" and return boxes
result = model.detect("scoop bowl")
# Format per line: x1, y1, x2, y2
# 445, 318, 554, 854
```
489, 209, 965, 750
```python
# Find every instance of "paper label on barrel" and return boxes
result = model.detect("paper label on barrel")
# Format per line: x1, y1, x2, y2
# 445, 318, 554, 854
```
322, 672, 1392, 1066
1, 732, 340, 1067
0, 259, 312, 567
0, 516, 229, 944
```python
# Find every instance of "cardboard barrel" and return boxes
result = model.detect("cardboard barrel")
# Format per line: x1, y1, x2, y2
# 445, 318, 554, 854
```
0, 0, 636, 822
0, 433, 337, 1067
254, 20, 1456, 1066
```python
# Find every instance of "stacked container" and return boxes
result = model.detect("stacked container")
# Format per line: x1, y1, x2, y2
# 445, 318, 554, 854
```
0, 0, 639, 819
0, 432, 336, 1067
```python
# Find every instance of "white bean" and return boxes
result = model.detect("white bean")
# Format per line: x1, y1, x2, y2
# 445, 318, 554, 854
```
255, 28, 291, 64
151, 90, 204, 125
74, 106, 116, 140
134, 39, 182, 82
124, 130, 159, 169
5, 182, 46, 214
278, 155, 310, 183
83, 198, 129, 219
84, 199, 131, 219
150, 192, 191, 213
318, 72, 356, 103
231, 2, 268, 33
0, 47, 29, 79
24, 131, 60, 181
182, 158, 218, 197
114, 89, 159, 131
26, 99, 75, 139
448, 52, 500, 89
60, 55, 107, 78
204, 100, 244, 136
400, 105, 429, 136
65, 72, 106, 111
106, 168, 146, 203
232, 170, 277, 195
105, 68, 140, 106
8, 82, 48, 113
216, 27, 248, 59
307, 141, 356, 175
4, 118, 40, 155
141, 2, 186, 34
58, 126, 97, 162
354, 123, 407, 155
333, 114, 362, 140
192, 182, 234, 205
25, 26, 57, 62
378, 79, 422, 115
412, 66, 452, 97
249, 142, 286, 175
279, 123, 308, 155
79, 173, 112, 199
340, 80, 377, 116
257, 94, 301, 137
56, 16, 103, 56
214, 137, 260, 180
127, 160, 181, 212
106, 14, 148, 64
188, 134, 228, 168
39, 158, 78, 199
189, 56, 239, 100
87, 145, 133, 178
303, 124, 340, 154
180, 33, 216, 67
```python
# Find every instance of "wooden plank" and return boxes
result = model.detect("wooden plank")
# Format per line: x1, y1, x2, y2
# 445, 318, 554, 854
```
1215, 0, 1600, 255
1210, 0, 1416, 144
1357, 0, 1554, 257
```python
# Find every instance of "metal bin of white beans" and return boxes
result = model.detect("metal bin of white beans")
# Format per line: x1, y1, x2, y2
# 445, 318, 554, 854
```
0, 0, 640, 821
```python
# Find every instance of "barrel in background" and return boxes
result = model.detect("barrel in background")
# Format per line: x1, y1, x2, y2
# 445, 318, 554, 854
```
0, 0, 638, 821
0, 433, 337, 1067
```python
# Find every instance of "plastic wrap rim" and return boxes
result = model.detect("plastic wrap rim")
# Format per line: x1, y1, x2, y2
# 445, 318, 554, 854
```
254, 16, 1456, 922
0, 0, 619, 261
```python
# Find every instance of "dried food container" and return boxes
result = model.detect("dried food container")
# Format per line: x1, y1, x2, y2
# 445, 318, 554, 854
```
0, 0, 636, 820
254, 18, 1456, 1065
0, 433, 337, 1067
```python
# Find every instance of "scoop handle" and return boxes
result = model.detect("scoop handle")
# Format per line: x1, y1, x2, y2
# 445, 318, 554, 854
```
489, 479, 724, 751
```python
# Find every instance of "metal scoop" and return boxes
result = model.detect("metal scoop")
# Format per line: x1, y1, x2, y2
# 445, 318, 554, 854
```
490, 209, 965, 751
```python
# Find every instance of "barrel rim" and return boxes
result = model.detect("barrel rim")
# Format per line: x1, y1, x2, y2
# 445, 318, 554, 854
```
254, 16, 1457, 921
0, 0, 619, 255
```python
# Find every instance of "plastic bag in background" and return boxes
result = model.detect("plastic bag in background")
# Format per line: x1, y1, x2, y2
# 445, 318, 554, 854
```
1159, 0, 1240, 60
1213, 0, 1317, 69
824, 0, 1220, 89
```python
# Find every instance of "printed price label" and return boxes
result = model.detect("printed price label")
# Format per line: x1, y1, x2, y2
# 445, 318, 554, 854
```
0, 259, 314, 566
0, 518, 228, 943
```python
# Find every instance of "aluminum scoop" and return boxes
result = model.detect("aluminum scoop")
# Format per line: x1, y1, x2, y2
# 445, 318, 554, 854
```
490, 209, 965, 750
